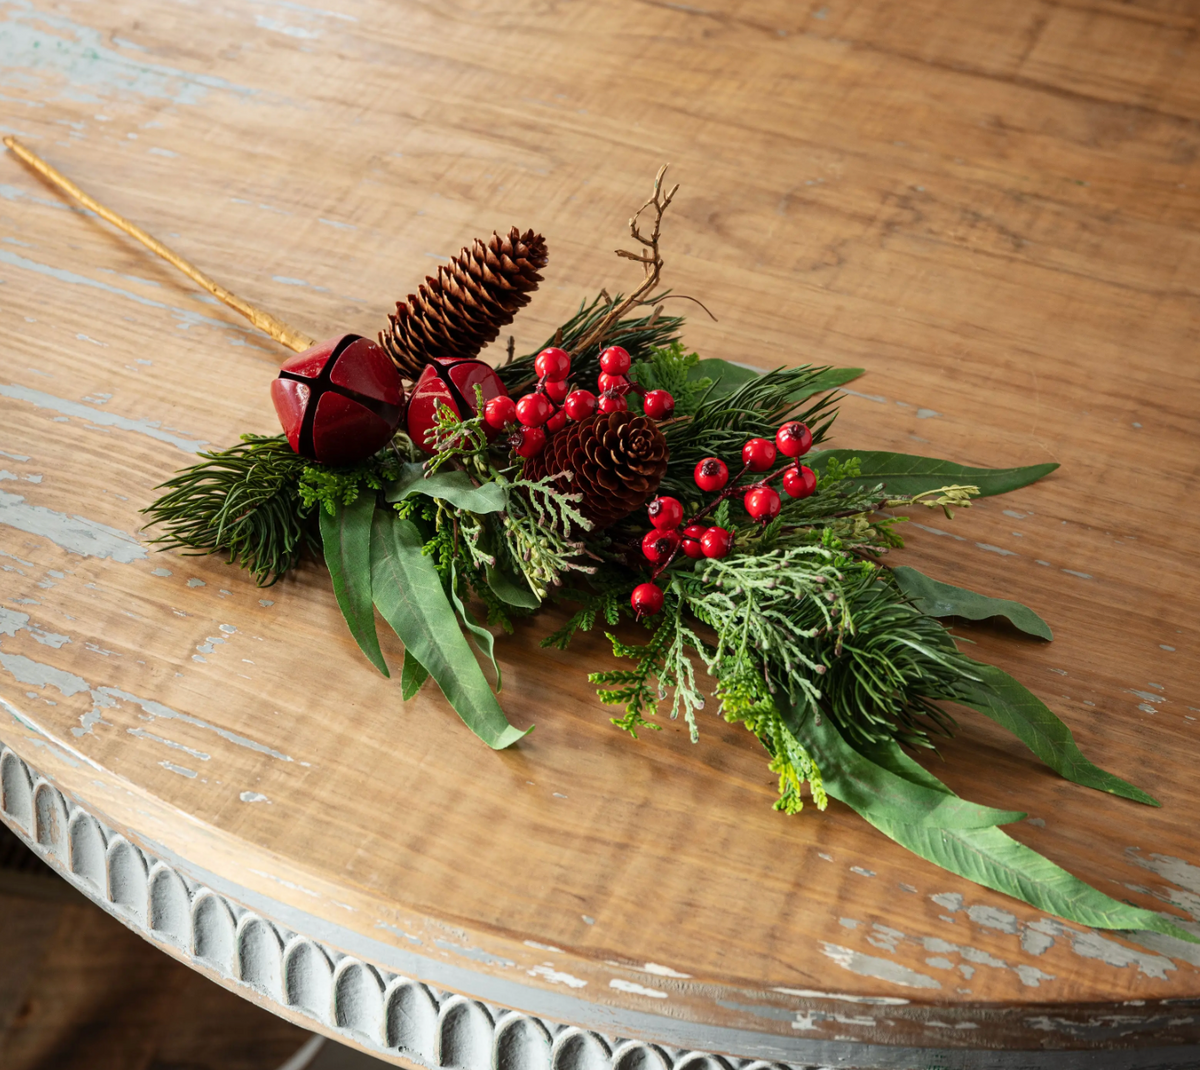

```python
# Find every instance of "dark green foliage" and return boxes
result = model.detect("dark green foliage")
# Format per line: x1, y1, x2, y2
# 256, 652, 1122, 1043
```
143, 435, 316, 586
890, 565, 1053, 639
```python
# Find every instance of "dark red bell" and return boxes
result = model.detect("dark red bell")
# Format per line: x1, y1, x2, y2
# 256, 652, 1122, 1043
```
406, 358, 508, 454
271, 335, 405, 466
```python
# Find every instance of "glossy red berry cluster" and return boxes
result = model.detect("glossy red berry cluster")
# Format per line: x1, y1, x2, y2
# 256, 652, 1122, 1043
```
484, 344, 676, 459
630, 419, 819, 617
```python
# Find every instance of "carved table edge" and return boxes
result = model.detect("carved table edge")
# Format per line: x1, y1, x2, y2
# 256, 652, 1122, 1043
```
2, 741, 1200, 1070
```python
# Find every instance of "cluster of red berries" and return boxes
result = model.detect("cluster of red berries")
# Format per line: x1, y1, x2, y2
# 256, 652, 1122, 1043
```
480, 345, 675, 458
630, 418, 819, 617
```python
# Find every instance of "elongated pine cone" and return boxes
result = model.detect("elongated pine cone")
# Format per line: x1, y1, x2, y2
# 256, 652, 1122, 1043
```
526, 411, 669, 530
380, 227, 548, 380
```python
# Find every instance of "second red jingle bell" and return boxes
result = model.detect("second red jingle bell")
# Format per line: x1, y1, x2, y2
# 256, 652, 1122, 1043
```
271, 334, 405, 466
406, 357, 508, 453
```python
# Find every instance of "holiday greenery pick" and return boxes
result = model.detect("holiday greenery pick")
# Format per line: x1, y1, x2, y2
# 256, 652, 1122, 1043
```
7, 137, 1194, 945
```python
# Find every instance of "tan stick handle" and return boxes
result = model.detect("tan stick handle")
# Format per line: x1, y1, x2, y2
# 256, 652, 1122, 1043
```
3, 137, 316, 354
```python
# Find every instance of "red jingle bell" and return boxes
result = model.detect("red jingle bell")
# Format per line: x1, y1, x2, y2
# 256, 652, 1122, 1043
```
271, 334, 405, 467
406, 357, 508, 454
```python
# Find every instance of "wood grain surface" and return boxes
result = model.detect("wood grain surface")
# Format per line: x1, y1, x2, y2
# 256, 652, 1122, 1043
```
1, 0, 1199, 1061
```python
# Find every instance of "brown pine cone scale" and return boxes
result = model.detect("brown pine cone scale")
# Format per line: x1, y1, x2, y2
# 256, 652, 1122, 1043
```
526, 411, 669, 530
380, 227, 548, 380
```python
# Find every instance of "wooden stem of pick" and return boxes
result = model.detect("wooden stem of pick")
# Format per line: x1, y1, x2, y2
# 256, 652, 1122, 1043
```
3, 137, 316, 354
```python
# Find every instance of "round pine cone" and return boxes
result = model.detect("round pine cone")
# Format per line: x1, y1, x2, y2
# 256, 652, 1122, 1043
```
526, 410, 669, 530
380, 227, 548, 380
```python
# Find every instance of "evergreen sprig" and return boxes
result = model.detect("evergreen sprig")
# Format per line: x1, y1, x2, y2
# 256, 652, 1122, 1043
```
143, 435, 315, 586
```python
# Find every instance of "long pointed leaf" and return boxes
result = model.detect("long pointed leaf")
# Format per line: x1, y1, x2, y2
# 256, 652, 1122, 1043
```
384, 464, 507, 513
953, 661, 1159, 806
320, 497, 388, 677
871, 817, 1195, 943
370, 510, 528, 749
787, 705, 1191, 939
810, 449, 1057, 498
892, 565, 1053, 640
449, 561, 501, 690
690, 360, 864, 402
401, 649, 429, 700
486, 563, 540, 609
788, 711, 1025, 829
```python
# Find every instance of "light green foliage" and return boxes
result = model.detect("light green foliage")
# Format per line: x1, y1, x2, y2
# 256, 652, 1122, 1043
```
629, 341, 712, 417
299, 452, 405, 515
717, 657, 826, 814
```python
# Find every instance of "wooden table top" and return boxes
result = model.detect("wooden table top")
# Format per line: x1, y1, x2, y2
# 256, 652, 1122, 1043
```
1, 1, 1198, 1067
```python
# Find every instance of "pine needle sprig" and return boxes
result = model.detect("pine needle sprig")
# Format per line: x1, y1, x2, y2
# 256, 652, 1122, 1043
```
142, 434, 316, 586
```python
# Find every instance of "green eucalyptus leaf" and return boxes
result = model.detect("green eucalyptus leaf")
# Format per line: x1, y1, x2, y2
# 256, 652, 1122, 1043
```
320, 497, 388, 677
810, 450, 1058, 498
892, 565, 1053, 640
400, 650, 429, 700
953, 661, 1159, 807
787, 703, 1191, 940
450, 561, 501, 690
384, 464, 507, 514
787, 710, 1025, 829
871, 818, 1195, 943
690, 359, 863, 402
486, 563, 540, 609
370, 510, 528, 749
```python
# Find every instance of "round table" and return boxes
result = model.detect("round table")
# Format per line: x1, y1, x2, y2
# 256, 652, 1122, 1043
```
1, 2, 1199, 1067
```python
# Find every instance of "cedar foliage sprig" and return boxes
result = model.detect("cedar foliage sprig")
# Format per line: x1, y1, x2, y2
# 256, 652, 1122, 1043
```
498, 472, 594, 599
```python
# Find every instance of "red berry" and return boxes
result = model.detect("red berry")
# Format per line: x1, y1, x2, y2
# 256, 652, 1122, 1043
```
782, 464, 817, 499
742, 437, 777, 472
512, 426, 546, 458
681, 524, 707, 559
564, 389, 598, 421
516, 392, 552, 427
776, 421, 813, 458
598, 392, 628, 414
484, 395, 517, 429
643, 389, 675, 420
597, 372, 630, 395
631, 581, 664, 617
544, 378, 570, 404
534, 347, 571, 382
744, 485, 781, 521
648, 496, 684, 530
599, 346, 632, 375
693, 457, 729, 493
545, 409, 568, 434
701, 526, 733, 559
641, 528, 680, 563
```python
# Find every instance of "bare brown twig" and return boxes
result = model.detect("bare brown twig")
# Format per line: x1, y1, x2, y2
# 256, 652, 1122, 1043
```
570, 165, 680, 358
